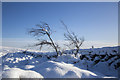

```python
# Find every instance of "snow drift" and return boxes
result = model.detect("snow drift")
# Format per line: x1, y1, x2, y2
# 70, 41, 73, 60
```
32, 61, 100, 78
1, 46, 119, 78
2, 68, 43, 78
2, 61, 103, 78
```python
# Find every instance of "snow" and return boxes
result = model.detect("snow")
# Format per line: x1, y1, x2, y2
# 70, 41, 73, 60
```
89, 62, 118, 77
2, 68, 43, 78
24, 65, 35, 69
31, 61, 101, 78
1, 46, 119, 78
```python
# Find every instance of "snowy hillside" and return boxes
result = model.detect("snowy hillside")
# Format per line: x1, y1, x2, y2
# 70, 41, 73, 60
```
1, 46, 119, 79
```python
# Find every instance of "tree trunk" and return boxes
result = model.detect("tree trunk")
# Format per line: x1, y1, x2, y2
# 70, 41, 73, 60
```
75, 48, 79, 57
47, 33, 59, 57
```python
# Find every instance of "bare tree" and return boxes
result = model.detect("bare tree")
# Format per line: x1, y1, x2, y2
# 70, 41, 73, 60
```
61, 21, 84, 57
29, 22, 59, 57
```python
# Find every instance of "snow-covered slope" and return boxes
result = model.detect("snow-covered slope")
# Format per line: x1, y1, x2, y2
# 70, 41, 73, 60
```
1, 46, 119, 78
31, 61, 101, 78
2, 68, 43, 78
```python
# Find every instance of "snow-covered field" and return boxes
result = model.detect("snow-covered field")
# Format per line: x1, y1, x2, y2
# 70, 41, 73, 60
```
0, 46, 119, 79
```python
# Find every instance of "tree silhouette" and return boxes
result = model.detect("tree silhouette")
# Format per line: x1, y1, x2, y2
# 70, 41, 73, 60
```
61, 20, 84, 57
29, 22, 59, 57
